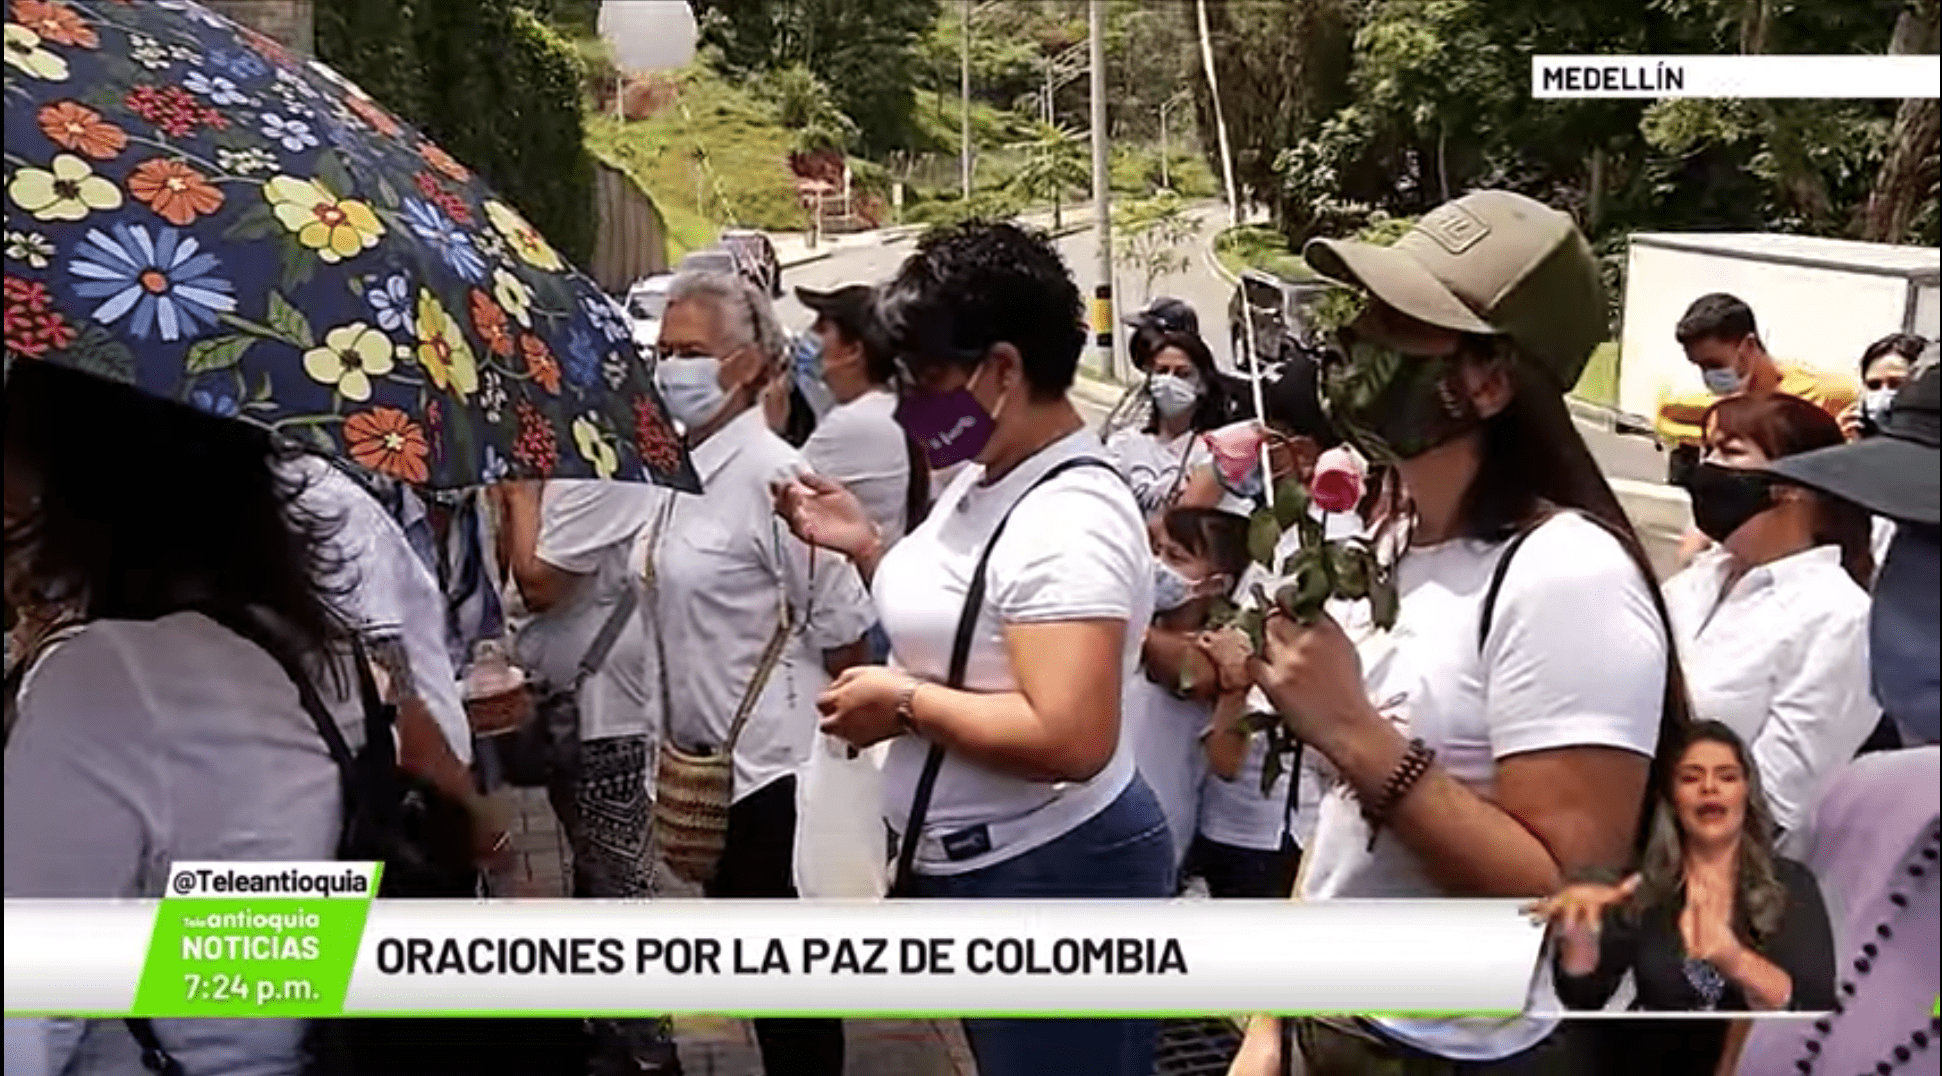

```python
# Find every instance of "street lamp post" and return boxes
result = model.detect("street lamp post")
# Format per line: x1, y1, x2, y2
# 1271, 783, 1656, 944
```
1158, 90, 1190, 192
960, 0, 972, 201
1088, 0, 1115, 381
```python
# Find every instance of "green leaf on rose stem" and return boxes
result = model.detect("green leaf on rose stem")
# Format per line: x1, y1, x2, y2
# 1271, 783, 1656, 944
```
1247, 509, 1282, 568
1205, 596, 1238, 626
1329, 541, 1371, 600
184, 333, 255, 374
1298, 507, 1326, 550
1370, 568, 1400, 629
1237, 606, 1265, 653
1273, 478, 1309, 529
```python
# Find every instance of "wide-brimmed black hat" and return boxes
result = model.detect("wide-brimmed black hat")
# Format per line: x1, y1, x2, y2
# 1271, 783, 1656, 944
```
1765, 344, 1939, 526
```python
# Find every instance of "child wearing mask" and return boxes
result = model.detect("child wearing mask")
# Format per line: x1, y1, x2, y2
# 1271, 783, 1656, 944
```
1123, 507, 1252, 878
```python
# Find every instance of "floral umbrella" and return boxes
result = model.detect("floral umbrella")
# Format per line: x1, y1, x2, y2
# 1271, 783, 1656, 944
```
2, 0, 696, 491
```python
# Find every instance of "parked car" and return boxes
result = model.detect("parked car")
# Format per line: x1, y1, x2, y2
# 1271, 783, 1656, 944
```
720, 229, 784, 297
1226, 269, 1337, 372
678, 248, 738, 279
624, 273, 674, 354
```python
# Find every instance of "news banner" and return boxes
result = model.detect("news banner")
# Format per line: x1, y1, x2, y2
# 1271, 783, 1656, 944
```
4, 863, 1548, 1018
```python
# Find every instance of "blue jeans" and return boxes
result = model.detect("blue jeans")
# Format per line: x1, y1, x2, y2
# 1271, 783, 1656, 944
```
865, 622, 893, 665
907, 776, 1174, 1076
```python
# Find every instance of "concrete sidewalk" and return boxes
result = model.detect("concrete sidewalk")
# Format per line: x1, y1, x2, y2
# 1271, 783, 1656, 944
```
487, 787, 979, 1076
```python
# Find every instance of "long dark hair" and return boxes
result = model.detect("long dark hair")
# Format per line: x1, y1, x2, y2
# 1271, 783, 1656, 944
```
1633, 720, 1789, 943
901, 433, 932, 533
1451, 342, 1696, 857
4, 362, 350, 671
1704, 393, 1874, 587
1142, 330, 1234, 435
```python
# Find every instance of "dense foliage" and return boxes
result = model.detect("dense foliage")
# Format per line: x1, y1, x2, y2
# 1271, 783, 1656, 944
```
316, 0, 597, 265
1189, 0, 1937, 251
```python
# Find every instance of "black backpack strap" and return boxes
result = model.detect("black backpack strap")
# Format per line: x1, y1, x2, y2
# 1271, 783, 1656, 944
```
1476, 516, 1552, 655
125, 1017, 186, 1076
891, 456, 1118, 894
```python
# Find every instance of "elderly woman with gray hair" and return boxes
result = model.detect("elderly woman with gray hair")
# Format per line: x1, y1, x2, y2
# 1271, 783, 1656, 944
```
640, 271, 878, 1076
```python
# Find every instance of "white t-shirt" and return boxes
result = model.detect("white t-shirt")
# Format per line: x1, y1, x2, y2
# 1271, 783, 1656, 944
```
1106, 427, 1211, 516
5, 614, 358, 1076
1299, 513, 1667, 1061
1122, 674, 1207, 869
803, 388, 913, 548
287, 456, 470, 763
513, 480, 663, 744
1662, 544, 1878, 852
636, 409, 877, 803
875, 429, 1154, 874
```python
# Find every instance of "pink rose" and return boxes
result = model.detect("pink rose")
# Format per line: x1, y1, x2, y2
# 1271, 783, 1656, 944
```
1309, 445, 1367, 513
1201, 420, 1267, 488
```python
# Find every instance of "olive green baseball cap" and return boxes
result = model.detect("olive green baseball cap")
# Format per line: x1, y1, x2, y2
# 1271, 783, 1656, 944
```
1302, 190, 1606, 389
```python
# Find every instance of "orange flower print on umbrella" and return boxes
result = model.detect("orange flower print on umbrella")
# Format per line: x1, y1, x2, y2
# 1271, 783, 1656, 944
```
12, 0, 99, 49
520, 333, 562, 394
3, 0, 696, 492
344, 406, 431, 484
37, 101, 125, 158
127, 158, 223, 225
467, 287, 513, 358
343, 92, 400, 138
419, 142, 470, 183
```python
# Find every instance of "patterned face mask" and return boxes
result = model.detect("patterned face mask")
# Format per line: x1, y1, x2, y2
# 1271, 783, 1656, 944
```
1321, 337, 1482, 463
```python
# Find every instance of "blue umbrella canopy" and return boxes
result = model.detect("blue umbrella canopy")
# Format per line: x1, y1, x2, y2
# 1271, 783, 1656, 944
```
3, 0, 696, 491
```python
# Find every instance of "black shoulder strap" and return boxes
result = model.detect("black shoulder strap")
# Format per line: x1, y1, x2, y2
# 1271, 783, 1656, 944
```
1477, 508, 1642, 655
1476, 520, 1547, 655
125, 1017, 186, 1076
891, 456, 1117, 894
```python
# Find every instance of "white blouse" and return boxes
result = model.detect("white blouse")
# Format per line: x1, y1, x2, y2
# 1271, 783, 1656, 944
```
1662, 544, 1879, 851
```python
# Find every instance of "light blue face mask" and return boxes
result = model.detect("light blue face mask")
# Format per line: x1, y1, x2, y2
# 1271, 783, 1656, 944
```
1702, 366, 1745, 396
653, 355, 729, 430
1152, 561, 1230, 613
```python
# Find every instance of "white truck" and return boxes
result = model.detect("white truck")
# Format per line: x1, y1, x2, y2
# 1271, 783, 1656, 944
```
1616, 232, 1940, 428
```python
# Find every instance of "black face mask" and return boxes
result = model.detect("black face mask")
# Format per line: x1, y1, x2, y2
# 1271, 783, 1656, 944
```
1687, 462, 1777, 544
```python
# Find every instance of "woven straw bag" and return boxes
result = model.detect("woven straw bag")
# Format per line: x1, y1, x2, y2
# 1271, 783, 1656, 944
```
642, 496, 797, 885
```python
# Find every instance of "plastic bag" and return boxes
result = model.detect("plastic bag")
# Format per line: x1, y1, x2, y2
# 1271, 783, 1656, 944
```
793, 734, 887, 899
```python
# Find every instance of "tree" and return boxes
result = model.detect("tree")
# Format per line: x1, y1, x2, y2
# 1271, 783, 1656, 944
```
1861, 0, 1939, 242
763, 65, 859, 156
1007, 121, 1088, 228
693, 0, 941, 154
317, 0, 597, 264
1113, 191, 1199, 303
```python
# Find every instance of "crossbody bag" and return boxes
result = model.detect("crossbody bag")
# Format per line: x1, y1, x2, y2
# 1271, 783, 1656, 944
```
494, 583, 639, 790
888, 456, 1118, 897
644, 496, 800, 885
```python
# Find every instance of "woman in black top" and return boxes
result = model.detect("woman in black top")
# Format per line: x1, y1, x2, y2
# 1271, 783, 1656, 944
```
1533, 720, 1836, 1074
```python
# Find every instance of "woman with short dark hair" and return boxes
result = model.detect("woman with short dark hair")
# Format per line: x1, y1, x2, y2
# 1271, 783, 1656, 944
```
776, 221, 1170, 1076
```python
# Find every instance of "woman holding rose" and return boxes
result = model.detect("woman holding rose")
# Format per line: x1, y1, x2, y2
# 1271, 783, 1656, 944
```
1219, 191, 1690, 1076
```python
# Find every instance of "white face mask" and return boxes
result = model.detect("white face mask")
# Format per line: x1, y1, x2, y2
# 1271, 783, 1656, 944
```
654, 355, 729, 430
1147, 373, 1201, 419
1152, 560, 1228, 612
1860, 387, 1896, 427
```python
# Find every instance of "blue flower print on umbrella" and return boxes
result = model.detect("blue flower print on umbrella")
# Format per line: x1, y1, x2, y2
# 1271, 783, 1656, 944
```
69, 221, 236, 340
2, 0, 695, 492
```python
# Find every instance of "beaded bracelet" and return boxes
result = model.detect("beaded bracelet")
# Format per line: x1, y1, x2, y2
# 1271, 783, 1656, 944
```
1363, 738, 1435, 852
